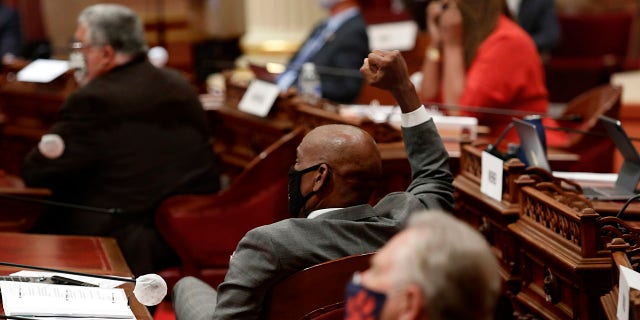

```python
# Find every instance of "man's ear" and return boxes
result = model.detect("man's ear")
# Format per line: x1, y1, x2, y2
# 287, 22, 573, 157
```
399, 284, 427, 320
102, 45, 116, 61
311, 163, 330, 192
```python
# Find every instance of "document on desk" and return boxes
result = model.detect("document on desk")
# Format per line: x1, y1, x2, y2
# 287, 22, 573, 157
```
16, 59, 69, 83
0, 281, 135, 319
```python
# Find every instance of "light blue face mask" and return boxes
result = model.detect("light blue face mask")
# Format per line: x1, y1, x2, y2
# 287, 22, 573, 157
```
344, 272, 387, 320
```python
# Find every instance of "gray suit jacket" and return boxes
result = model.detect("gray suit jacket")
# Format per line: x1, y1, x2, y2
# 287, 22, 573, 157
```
174, 119, 454, 319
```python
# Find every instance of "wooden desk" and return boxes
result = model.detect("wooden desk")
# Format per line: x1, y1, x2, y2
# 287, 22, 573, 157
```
0, 232, 152, 319
453, 142, 640, 319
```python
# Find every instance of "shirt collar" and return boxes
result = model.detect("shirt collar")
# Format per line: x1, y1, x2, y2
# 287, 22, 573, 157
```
307, 207, 341, 219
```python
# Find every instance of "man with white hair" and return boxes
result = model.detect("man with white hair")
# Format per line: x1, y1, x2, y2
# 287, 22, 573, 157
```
345, 210, 501, 320
22, 4, 220, 276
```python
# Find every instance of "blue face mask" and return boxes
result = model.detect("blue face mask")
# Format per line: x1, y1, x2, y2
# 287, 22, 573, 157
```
344, 272, 387, 320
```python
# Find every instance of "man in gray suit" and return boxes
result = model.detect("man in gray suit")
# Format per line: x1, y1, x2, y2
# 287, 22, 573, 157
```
172, 49, 455, 319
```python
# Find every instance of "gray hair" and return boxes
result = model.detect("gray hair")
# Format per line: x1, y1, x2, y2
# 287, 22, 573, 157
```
395, 210, 501, 320
78, 4, 147, 56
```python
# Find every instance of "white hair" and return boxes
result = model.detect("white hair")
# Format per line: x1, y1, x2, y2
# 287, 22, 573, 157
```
78, 4, 147, 56
393, 210, 501, 320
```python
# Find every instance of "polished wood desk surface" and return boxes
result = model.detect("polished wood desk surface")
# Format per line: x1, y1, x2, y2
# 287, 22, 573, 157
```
0, 232, 152, 319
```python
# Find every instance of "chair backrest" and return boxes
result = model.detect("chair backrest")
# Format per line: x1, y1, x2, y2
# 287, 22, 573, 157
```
560, 84, 622, 146
224, 127, 304, 197
556, 84, 622, 172
155, 128, 304, 288
263, 252, 374, 320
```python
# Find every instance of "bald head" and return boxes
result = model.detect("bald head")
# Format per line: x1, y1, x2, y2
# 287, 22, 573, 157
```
298, 124, 382, 205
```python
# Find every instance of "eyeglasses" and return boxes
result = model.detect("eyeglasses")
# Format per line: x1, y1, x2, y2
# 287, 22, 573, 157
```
70, 41, 104, 51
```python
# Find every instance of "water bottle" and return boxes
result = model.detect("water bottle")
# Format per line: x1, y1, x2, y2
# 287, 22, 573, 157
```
298, 62, 322, 105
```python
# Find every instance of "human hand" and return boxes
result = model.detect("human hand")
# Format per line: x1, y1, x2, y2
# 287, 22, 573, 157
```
361, 50, 420, 113
360, 50, 411, 92
427, 0, 445, 46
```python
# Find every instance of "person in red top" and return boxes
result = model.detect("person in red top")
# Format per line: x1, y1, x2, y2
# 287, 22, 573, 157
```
418, 0, 565, 144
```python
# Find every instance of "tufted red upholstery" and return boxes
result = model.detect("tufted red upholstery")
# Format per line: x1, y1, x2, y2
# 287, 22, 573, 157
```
156, 128, 304, 290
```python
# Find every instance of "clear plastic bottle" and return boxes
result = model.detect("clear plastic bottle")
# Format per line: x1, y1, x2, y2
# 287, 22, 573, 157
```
298, 62, 322, 105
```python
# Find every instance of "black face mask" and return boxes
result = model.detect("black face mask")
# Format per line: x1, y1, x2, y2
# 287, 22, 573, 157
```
288, 164, 322, 217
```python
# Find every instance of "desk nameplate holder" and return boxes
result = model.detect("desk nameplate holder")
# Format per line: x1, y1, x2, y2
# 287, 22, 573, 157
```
480, 151, 504, 202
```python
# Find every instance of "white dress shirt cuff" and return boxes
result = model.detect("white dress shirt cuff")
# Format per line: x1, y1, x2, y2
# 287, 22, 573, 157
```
401, 106, 431, 128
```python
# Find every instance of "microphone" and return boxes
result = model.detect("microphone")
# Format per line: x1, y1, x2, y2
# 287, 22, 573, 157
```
0, 262, 167, 306
485, 122, 514, 159
0, 193, 124, 215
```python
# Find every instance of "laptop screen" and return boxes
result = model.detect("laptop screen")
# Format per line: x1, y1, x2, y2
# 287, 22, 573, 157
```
600, 115, 640, 163
513, 117, 551, 171
599, 115, 640, 191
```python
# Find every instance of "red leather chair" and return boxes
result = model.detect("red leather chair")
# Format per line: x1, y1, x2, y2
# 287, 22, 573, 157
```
545, 12, 632, 103
549, 84, 622, 172
262, 252, 374, 320
156, 128, 304, 290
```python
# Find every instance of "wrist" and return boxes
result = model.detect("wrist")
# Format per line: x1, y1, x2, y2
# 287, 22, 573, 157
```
391, 82, 421, 113
425, 46, 441, 63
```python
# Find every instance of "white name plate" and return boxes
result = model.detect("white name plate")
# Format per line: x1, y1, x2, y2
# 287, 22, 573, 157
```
480, 151, 504, 202
238, 79, 280, 117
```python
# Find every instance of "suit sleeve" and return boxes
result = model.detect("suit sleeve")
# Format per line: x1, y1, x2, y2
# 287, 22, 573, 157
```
21, 94, 104, 189
402, 119, 455, 211
213, 227, 283, 320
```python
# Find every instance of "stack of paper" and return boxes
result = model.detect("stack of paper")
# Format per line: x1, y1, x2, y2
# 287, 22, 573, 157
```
0, 281, 135, 319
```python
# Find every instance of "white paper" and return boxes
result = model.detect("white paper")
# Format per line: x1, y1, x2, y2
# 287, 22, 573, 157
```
238, 79, 280, 117
0, 281, 134, 319
553, 171, 618, 183
481, 151, 504, 201
617, 265, 640, 320
16, 59, 69, 83
367, 21, 418, 51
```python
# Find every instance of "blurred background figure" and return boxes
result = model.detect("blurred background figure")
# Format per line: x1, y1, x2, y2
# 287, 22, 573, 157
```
0, 2, 21, 64
275, 0, 369, 104
507, 0, 560, 57
22, 4, 220, 276
413, 0, 564, 143
344, 210, 500, 320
